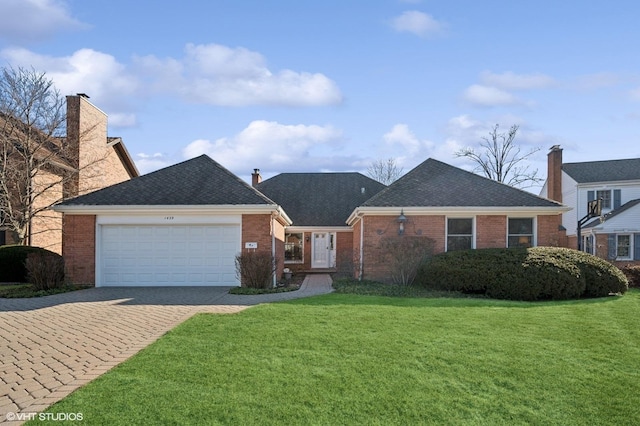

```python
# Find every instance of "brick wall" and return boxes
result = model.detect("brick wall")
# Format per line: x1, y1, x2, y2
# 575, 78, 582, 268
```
537, 214, 563, 247
241, 214, 285, 280
62, 215, 96, 285
29, 171, 64, 253
476, 215, 507, 248
361, 215, 445, 280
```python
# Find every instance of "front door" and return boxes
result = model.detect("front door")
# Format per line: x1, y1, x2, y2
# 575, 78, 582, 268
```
312, 232, 330, 268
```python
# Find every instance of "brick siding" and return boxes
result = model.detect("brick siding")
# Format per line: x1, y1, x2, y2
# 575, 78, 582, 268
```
62, 215, 96, 284
241, 214, 285, 280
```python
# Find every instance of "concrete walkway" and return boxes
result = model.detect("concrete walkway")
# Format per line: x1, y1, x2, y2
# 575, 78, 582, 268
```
0, 274, 333, 424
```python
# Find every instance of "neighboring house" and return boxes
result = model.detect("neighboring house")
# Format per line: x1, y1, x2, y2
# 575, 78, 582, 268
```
254, 171, 386, 274
55, 155, 568, 286
0, 94, 138, 253
541, 146, 640, 265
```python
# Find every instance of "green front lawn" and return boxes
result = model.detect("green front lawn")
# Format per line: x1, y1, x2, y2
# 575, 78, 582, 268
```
36, 290, 640, 425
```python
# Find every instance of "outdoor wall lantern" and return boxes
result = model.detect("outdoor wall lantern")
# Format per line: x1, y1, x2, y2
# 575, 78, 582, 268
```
397, 210, 407, 235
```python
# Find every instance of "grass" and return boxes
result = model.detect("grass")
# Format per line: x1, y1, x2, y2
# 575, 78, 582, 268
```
33, 290, 640, 425
0, 283, 91, 298
331, 277, 487, 298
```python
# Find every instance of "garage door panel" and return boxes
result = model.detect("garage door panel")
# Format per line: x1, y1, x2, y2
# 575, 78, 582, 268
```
99, 224, 240, 287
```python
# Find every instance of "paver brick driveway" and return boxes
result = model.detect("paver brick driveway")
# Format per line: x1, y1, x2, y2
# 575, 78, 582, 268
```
0, 276, 332, 423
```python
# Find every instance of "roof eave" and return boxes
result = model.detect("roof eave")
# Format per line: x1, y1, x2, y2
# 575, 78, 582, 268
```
347, 205, 572, 225
54, 203, 291, 222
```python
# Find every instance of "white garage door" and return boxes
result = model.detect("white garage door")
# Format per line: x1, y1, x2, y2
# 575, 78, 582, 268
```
99, 225, 240, 287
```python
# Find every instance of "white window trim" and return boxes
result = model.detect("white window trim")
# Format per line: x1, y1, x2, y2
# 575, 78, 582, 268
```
616, 234, 633, 261
445, 216, 475, 251
284, 232, 304, 264
507, 217, 537, 248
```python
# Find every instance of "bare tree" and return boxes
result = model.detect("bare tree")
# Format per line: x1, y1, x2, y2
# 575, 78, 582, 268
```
0, 66, 101, 246
367, 158, 404, 185
455, 124, 542, 188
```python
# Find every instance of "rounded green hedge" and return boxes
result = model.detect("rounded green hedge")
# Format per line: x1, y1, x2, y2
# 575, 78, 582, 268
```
0, 245, 63, 283
417, 247, 628, 301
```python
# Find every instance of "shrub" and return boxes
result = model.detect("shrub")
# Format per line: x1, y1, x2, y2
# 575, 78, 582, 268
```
417, 247, 627, 301
0, 245, 60, 283
620, 265, 640, 288
25, 251, 66, 290
235, 251, 277, 289
378, 236, 435, 286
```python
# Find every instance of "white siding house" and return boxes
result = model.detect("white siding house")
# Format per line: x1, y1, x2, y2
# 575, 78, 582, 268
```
541, 146, 640, 263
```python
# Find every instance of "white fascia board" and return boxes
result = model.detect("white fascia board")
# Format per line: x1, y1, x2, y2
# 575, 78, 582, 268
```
578, 179, 640, 188
54, 204, 292, 223
286, 225, 352, 233
347, 205, 571, 225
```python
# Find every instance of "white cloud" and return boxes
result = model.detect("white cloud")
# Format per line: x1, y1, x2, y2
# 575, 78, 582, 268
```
182, 120, 343, 174
135, 153, 174, 175
462, 84, 521, 107
480, 71, 555, 91
1, 47, 139, 127
390, 11, 446, 38
0, 0, 88, 43
134, 43, 343, 106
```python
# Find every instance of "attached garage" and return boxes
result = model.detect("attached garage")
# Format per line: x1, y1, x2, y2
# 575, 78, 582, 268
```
55, 155, 291, 287
98, 223, 240, 287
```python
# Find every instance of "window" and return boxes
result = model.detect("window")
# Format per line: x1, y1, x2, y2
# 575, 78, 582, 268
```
508, 218, 534, 248
447, 218, 473, 251
596, 190, 611, 209
617, 235, 631, 259
284, 232, 303, 262
584, 235, 594, 254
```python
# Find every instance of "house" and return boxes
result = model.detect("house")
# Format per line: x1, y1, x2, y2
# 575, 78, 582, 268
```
0, 94, 138, 253
55, 155, 568, 286
541, 146, 640, 265
254, 171, 386, 274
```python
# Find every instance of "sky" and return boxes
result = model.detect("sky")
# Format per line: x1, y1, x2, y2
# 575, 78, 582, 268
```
1, 0, 639, 192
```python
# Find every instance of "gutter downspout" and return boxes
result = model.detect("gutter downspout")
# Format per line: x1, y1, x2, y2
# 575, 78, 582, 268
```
359, 214, 364, 281
271, 213, 277, 288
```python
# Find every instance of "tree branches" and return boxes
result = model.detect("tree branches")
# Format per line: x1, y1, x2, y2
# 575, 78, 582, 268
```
455, 124, 542, 188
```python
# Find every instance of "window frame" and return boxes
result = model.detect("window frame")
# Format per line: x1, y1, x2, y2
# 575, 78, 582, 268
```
446, 217, 474, 251
616, 234, 632, 260
596, 189, 612, 210
507, 217, 535, 248
284, 232, 304, 263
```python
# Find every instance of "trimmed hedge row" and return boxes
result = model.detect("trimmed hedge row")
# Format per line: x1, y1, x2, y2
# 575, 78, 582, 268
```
0, 245, 63, 283
417, 247, 628, 301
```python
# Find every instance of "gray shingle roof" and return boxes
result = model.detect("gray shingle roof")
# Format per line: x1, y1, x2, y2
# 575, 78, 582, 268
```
563, 158, 640, 183
256, 173, 386, 226
584, 198, 640, 228
59, 155, 276, 206
362, 158, 562, 208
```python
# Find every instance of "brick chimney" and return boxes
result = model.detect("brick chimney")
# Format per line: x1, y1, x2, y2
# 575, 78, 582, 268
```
251, 168, 262, 187
65, 94, 108, 196
547, 145, 563, 203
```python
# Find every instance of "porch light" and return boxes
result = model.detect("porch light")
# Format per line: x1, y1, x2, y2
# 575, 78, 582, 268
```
397, 210, 407, 235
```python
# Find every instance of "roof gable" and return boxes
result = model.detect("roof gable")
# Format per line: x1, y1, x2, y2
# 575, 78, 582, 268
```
256, 172, 386, 226
59, 155, 276, 206
563, 158, 640, 183
362, 158, 562, 208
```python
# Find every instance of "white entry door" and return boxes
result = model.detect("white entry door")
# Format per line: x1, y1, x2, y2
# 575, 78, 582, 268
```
312, 232, 330, 268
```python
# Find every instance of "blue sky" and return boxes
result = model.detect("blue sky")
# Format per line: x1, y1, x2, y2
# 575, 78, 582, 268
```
1, 0, 639, 190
